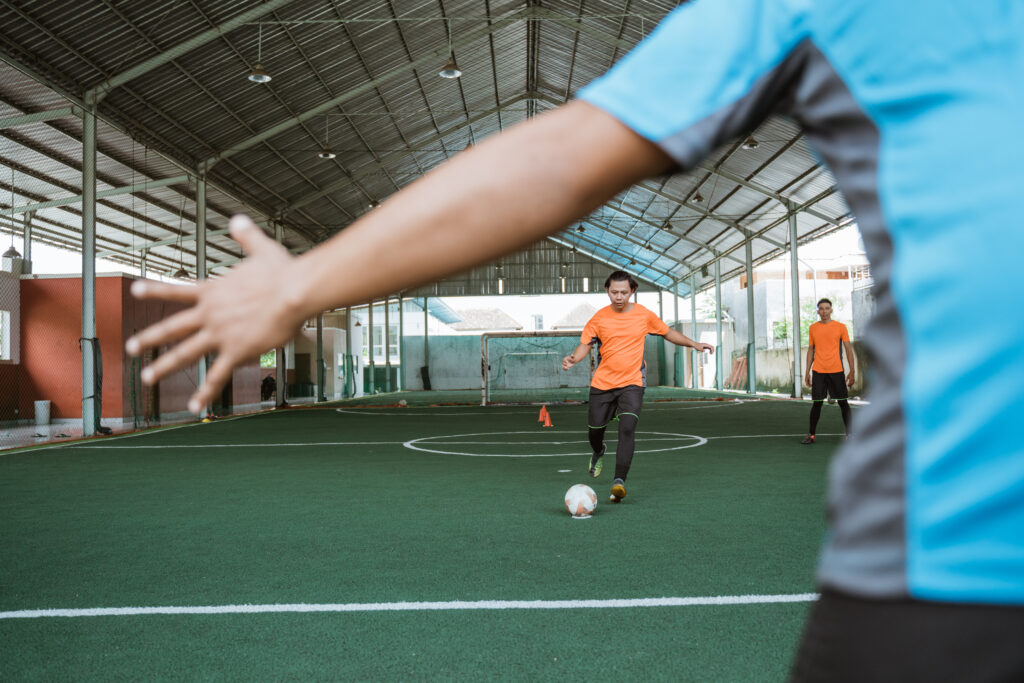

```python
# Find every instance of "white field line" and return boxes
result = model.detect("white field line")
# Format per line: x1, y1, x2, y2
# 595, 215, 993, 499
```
67, 441, 402, 449
0, 593, 819, 619
60, 432, 843, 450
2, 411, 268, 456
706, 433, 843, 439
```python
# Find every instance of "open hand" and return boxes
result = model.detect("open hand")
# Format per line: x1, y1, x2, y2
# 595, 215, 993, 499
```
125, 215, 308, 413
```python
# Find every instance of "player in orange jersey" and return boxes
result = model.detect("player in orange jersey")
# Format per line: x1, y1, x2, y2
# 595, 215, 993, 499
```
562, 271, 713, 502
802, 298, 855, 444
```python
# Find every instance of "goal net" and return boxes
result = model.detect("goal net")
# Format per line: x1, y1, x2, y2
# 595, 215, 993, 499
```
481, 331, 594, 405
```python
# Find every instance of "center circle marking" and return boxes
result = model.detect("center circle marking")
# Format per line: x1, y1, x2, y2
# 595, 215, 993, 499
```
402, 431, 707, 457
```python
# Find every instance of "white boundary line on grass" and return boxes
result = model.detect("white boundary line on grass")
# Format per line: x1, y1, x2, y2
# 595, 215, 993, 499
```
55, 432, 845, 451
0, 593, 819, 619
403, 431, 707, 457
1, 411, 268, 455
335, 400, 748, 417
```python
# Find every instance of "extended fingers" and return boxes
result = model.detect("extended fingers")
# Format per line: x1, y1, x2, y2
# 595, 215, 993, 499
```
126, 307, 203, 356
188, 354, 238, 414
129, 279, 199, 303
229, 214, 280, 257
140, 330, 214, 386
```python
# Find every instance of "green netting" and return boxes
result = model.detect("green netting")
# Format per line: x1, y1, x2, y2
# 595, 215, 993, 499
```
324, 386, 753, 408
484, 335, 590, 403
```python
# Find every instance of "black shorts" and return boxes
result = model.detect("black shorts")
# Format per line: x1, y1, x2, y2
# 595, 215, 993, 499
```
790, 589, 1024, 682
811, 371, 848, 401
588, 385, 644, 428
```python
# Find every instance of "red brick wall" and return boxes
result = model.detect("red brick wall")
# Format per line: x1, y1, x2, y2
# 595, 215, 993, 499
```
17, 275, 261, 420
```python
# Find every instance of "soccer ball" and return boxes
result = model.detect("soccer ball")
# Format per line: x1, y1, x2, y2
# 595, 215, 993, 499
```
398, 399, 408, 406
565, 484, 597, 518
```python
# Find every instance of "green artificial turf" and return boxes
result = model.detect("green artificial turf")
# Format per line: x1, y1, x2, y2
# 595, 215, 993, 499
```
1, 394, 851, 680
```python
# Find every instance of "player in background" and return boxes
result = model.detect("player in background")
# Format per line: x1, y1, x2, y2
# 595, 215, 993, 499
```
801, 298, 855, 444
562, 271, 713, 503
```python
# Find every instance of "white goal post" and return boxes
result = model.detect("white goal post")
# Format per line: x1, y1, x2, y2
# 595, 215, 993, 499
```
480, 330, 594, 405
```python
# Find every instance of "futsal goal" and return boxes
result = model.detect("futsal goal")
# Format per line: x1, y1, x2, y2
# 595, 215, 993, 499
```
480, 330, 594, 405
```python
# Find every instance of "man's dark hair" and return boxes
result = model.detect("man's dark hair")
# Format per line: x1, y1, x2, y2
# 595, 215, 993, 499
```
817, 298, 833, 307
605, 270, 639, 291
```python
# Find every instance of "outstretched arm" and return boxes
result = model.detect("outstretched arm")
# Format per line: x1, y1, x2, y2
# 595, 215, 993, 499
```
562, 343, 593, 371
127, 101, 673, 412
843, 339, 856, 387
664, 329, 714, 354
804, 346, 814, 387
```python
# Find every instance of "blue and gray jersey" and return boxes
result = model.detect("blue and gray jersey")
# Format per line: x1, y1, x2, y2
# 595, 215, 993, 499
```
580, 0, 1024, 605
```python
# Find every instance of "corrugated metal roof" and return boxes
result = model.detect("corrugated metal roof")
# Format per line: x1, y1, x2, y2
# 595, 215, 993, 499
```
1, 0, 851, 291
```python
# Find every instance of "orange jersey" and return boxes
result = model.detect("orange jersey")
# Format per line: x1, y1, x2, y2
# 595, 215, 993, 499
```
808, 320, 850, 373
581, 304, 669, 390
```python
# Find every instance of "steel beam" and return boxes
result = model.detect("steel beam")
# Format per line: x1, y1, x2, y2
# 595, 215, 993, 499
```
85, 0, 296, 101
0, 106, 81, 129
205, 8, 533, 169
0, 174, 191, 217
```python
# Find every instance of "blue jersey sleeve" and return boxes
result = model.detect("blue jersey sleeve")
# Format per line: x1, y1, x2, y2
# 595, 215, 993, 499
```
578, 0, 811, 169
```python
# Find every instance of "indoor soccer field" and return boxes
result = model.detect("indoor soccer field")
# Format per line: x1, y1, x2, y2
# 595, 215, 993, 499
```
0, 390, 851, 680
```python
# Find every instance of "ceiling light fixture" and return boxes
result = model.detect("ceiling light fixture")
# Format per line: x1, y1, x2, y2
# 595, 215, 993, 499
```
694, 191, 705, 203
577, 225, 585, 232
173, 267, 190, 280
3, 245, 20, 259
248, 22, 272, 83
318, 114, 336, 158
439, 19, 461, 79
741, 135, 759, 150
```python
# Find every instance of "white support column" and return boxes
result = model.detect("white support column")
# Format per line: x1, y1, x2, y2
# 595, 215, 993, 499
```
789, 203, 802, 399
398, 295, 405, 391
81, 104, 98, 436
195, 174, 207, 417
657, 289, 666, 385
316, 312, 325, 402
715, 258, 724, 391
690, 274, 698, 390
368, 301, 375, 394
384, 295, 392, 392
673, 282, 681, 386
746, 239, 756, 394
274, 221, 286, 407
423, 297, 430, 389
22, 210, 33, 273
344, 306, 354, 398
139, 247, 147, 279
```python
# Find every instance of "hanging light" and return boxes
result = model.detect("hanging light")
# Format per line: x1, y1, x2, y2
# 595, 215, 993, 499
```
439, 56, 461, 79
693, 191, 705, 203
317, 114, 335, 158
173, 267, 190, 280
248, 22, 272, 83
577, 225, 585, 233
5, 167, 19, 258
741, 135, 760, 150
439, 19, 461, 79
368, 200, 380, 210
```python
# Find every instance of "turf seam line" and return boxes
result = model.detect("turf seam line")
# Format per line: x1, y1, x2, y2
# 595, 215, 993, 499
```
0, 593, 820, 619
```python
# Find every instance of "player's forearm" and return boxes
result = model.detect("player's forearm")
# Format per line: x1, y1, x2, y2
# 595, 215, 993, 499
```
283, 101, 671, 318
844, 342, 856, 374
570, 344, 591, 364
664, 329, 699, 348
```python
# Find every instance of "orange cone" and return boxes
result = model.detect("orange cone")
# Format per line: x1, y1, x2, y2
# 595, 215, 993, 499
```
543, 412, 553, 428
538, 405, 549, 422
